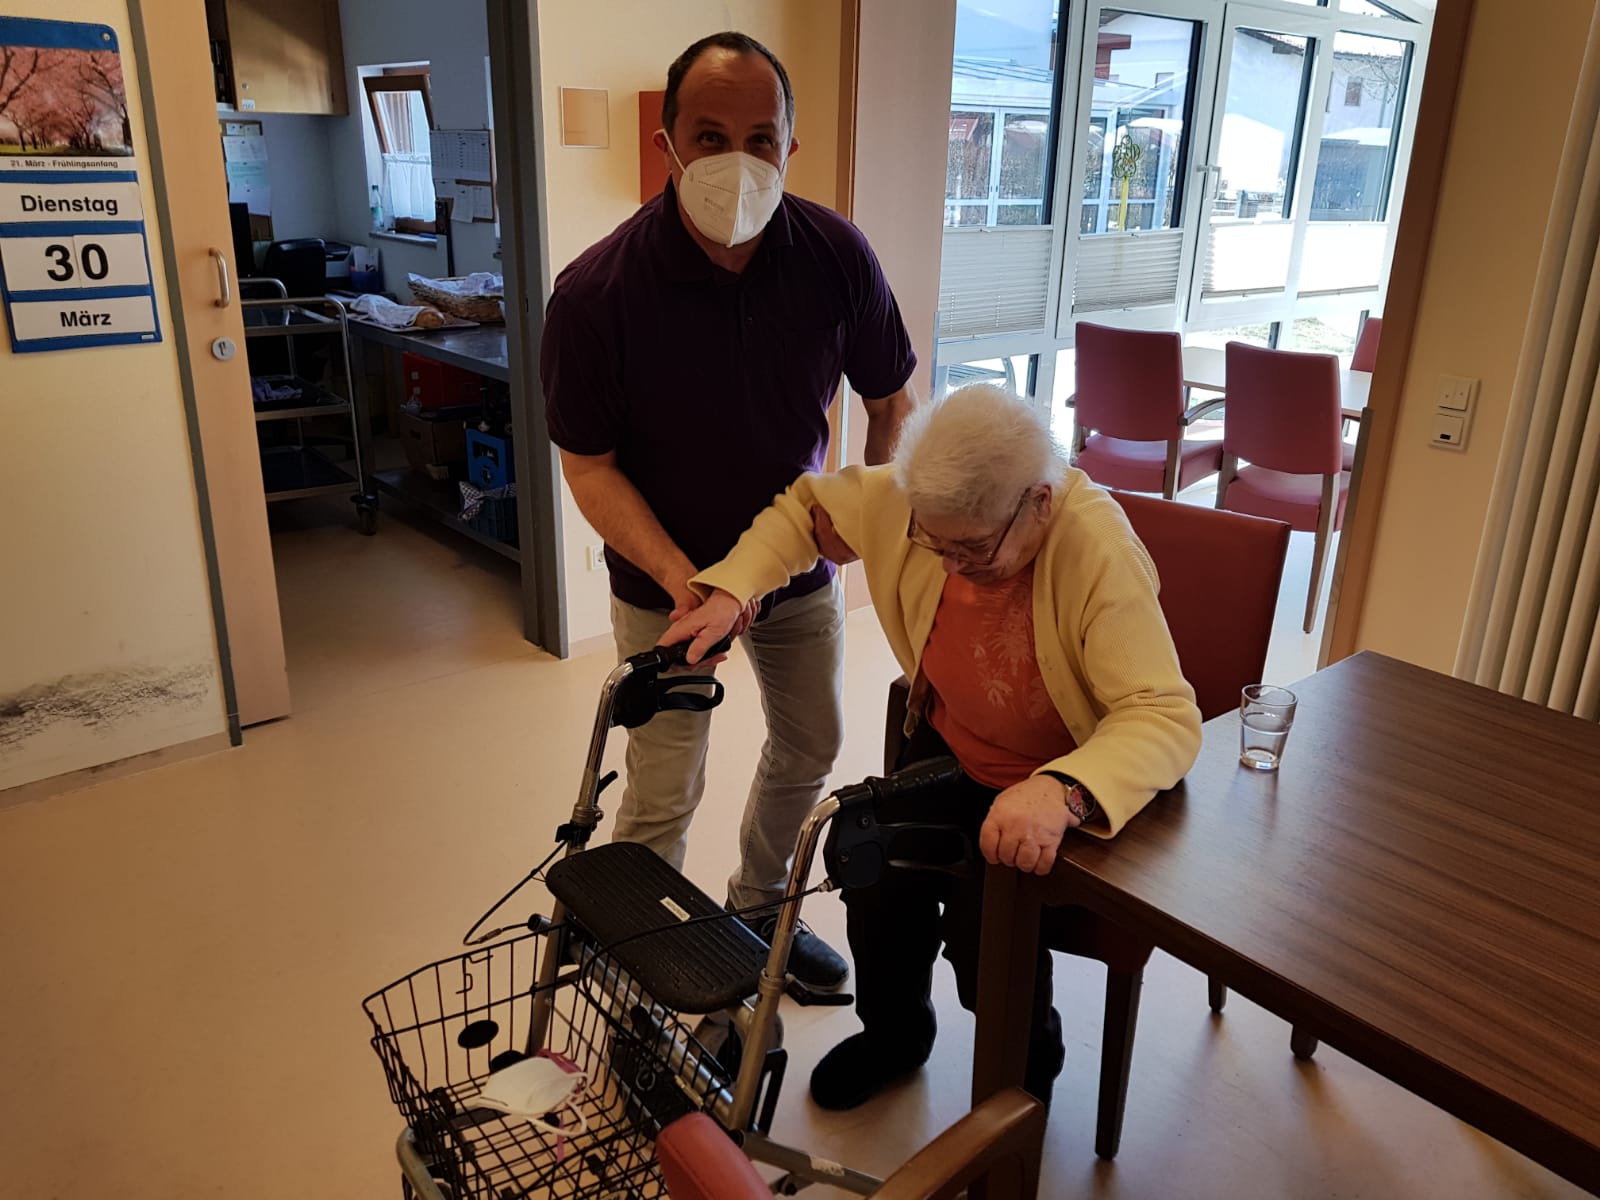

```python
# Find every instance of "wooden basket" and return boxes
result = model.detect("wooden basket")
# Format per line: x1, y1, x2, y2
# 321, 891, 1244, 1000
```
407, 276, 504, 323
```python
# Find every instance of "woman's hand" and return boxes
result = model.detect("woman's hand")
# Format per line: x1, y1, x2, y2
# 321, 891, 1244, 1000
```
659, 589, 745, 666
979, 776, 1082, 876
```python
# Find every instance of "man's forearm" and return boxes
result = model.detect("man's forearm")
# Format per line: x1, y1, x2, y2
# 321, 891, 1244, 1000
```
862, 381, 918, 466
561, 455, 694, 594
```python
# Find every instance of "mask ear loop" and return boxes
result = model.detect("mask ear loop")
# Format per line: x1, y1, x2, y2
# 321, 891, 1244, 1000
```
512, 1068, 590, 1140
659, 130, 688, 174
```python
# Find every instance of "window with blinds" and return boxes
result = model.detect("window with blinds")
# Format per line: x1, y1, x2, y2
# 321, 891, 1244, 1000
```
1071, 228, 1184, 312
937, 227, 1054, 338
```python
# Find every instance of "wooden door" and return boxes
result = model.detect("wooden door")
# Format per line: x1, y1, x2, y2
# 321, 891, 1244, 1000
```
130, 0, 291, 726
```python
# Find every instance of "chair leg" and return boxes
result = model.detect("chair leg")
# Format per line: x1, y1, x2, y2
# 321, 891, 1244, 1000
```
1214, 451, 1237, 510
1207, 976, 1227, 1013
1163, 439, 1182, 501
1303, 473, 1339, 633
1095, 963, 1144, 1161
1291, 1026, 1321, 1060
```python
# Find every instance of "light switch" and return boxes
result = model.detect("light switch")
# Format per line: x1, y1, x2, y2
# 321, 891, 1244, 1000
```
1437, 375, 1478, 413
1431, 411, 1466, 449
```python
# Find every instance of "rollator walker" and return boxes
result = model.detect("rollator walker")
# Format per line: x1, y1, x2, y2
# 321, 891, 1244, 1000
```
364, 639, 973, 1199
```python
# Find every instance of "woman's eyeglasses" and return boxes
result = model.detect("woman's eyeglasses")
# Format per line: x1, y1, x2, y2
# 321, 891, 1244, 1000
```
906, 491, 1031, 567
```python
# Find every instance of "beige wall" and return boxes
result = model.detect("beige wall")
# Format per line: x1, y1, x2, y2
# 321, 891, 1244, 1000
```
849, 0, 952, 413
1353, 0, 1591, 670
535, 1, 842, 645
0, 0, 227, 792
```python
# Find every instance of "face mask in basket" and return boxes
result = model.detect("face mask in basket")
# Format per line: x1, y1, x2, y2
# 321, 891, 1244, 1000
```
470, 1051, 589, 1139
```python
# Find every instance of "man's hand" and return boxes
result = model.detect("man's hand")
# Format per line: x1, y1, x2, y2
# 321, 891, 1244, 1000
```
812, 505, 859, 566
660, 589, 745, 666
979, 775, 1081, 876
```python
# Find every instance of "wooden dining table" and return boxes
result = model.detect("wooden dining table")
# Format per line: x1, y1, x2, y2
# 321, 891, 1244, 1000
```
1181, 344, 1371, 420
973, 651, 1600, 1194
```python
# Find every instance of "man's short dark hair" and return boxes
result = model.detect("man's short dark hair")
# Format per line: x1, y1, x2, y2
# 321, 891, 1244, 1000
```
661, 32, 795, 139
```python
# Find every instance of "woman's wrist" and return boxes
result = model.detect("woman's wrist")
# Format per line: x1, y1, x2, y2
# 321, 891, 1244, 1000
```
1039, 770, 1097, 823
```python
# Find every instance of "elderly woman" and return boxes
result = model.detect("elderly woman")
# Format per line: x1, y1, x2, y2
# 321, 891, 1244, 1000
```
662, 385, 1201, 1111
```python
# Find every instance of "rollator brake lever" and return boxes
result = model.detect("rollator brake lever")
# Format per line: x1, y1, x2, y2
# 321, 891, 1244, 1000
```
611, 637, 736, 729
785, 979, 854, 1007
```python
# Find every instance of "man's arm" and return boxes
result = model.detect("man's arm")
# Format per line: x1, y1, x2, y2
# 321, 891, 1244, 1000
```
860, 380, 918, 466
559, 449, 699, 611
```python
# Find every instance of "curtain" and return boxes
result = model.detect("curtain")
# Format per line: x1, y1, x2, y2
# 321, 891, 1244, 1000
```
1455, 4, 1600, 720
383, 153, 435, 223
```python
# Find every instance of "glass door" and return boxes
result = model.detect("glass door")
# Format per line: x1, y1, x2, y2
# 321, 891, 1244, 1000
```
1186, 3, 1428, 336
1057, 0, 1214, 333
1185, 6, 1327, 326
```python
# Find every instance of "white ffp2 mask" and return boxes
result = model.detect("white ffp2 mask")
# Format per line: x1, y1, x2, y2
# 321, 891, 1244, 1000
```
662, 132, 785, 247
470, 1053, 589, 1138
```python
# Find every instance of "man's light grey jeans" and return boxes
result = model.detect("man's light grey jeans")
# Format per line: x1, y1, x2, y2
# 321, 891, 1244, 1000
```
609, 581, 845, 910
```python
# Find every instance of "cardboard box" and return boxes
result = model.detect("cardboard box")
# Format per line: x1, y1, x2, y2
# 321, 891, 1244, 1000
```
400, 412, 467, 469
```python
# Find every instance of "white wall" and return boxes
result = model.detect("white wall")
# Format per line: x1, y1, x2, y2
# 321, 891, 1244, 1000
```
536, 1, 843, 645
0, 0, 226, 792
333, 0, 498, 295
249, 113, 338, 246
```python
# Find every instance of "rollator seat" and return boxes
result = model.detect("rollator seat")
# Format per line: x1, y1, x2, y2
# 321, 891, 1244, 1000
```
546, 842, 770, 1013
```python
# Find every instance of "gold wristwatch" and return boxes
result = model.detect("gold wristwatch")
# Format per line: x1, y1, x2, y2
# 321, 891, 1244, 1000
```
1040, 770, 1098, 824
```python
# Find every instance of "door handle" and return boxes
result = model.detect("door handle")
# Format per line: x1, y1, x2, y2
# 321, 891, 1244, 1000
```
209, 247, 232, 308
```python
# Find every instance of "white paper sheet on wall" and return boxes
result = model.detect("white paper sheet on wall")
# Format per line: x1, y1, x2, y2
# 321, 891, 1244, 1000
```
222, 135, 267, 164
429, 130, 493, 184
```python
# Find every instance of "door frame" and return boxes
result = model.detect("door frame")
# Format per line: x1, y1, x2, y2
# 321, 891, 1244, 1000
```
488, 0, 568, 657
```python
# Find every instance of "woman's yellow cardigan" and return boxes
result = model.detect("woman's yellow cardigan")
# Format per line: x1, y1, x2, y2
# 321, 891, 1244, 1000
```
692, 464, 1203, 836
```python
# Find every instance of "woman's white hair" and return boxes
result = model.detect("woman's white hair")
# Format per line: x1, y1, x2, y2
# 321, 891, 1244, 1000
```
893, 385, 1067, 522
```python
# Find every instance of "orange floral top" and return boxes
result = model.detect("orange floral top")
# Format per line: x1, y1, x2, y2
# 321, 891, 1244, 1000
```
922, 563, 1078, 790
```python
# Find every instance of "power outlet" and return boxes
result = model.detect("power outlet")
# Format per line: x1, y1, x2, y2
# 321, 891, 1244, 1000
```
586, 545, 606, 571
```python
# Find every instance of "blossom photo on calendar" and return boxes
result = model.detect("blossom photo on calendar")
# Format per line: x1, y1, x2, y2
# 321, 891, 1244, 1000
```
0, 39, 132, 160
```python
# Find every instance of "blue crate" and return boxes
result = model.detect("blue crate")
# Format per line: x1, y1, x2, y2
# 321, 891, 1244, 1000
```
466, 429, 514, 490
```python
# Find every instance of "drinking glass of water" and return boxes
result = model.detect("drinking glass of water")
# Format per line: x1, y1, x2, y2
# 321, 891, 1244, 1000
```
1240, 685, 1297, 771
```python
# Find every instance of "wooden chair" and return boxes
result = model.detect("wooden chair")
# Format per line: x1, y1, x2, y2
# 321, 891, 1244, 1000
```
1070, 322, 1224, 501
1341, 315, 1383, 471
886, 492, 1290, 1159
657, 1089, 1045, 1200
1215, 341, 1350, 633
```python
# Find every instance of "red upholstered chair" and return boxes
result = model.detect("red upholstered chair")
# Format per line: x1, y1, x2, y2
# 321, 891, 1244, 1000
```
657, 1089, 1045, 1199
1340, 316, 1383, 471
885, 493, 1289, 1160
1351, 316, 1384, 372
1070, 322, 1224, 500
1216, 341, 1350, 634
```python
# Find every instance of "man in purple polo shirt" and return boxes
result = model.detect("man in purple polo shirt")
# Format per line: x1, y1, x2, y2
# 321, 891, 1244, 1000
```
540, 32, 917, 989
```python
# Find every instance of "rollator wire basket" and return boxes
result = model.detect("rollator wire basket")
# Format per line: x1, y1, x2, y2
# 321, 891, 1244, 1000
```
364, 923, 733, 1199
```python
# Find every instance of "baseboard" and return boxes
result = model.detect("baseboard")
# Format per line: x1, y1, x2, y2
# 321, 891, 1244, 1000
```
0, 732, 233, 812
567, 631, 614, 660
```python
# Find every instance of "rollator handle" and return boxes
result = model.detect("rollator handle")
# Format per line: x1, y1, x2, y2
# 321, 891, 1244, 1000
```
823, 757, 971, 891
633, 635, 734, 674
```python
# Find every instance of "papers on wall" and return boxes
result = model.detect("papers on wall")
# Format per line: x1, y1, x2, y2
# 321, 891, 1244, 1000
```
221, 126, 271, 216
439, 181, 496, 223
222, 135, 267, 164
429, 130, 493, 184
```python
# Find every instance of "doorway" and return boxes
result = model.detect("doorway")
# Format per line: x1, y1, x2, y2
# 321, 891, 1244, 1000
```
128, 0, 565, 728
